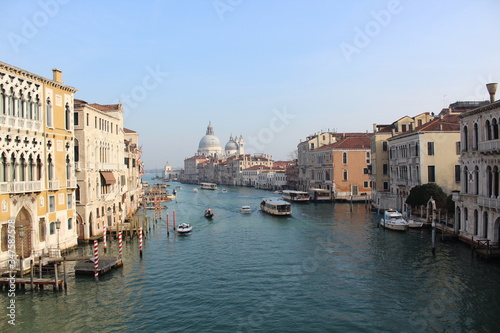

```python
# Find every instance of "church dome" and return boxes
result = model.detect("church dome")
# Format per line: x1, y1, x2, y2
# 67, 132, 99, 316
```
197, 122, 223, 157
199, 135, 222, 149
225, 139, 238, 151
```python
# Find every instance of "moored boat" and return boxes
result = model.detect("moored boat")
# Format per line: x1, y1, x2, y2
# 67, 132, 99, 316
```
200, 182, 218, 190
260, 198, 292, 216
380, 209, 408, 231
204, 208, 214, 218
407, 219, 424, 228
282, 190, 310, 202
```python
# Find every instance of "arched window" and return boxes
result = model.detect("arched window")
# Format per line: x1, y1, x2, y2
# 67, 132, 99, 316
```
463, 125, 468, 152
65, 103, 71, 130
473, 123, 478, 150
494, 166, 499, 197
19, 154, 26, 182
483, 212, 489, 239
474, 210, 479, 235
34, 95, 40, 121
36, 155, 42, 181
47, 154, 54, 181
46, 97, 52, 127
0, 153, 6, 182
74, 139, 79, 162
474, 166, 479, 195
0, 85, 5, 115
486, 119, 492, 140
26, 92, 32, 119
464, 207, 468, 232
18, 90, 25, 118
343, 169, 348, 181
342, 152, 348, 164
463, 166, 469, 194
27, 154, 34, 181
7, 87, 14, 116
66, 155, 71, 181
487, 166, 492, 197
10, 153, 16, 181
493, 118, 499, 140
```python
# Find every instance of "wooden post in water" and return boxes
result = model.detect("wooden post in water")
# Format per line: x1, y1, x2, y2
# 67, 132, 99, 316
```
173, 210, 177, 230
139, 227, 143, 258
166, 212, 170, 236
54, 262, 59, 291
63, 257, 67, 291
39, 255, 42, 279
30, 260, 34, 291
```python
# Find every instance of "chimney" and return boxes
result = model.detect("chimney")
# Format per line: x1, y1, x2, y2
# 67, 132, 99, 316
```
52, 68, 62, 83
486, 83, 498, 103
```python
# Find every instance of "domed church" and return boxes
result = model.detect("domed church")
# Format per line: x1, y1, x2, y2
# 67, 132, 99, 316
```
197, 122, 244, 158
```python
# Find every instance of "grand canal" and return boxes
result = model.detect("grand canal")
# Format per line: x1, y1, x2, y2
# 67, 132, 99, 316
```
2, 179, 500, 332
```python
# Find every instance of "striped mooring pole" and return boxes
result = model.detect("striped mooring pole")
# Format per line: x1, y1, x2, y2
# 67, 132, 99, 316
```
118, 231, 123, 259
139, 227, 143, 258
93, 240, 99, 281
166, 213, 170, 236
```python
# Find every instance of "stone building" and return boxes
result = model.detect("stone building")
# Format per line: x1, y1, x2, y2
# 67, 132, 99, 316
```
0, 62, 77, 270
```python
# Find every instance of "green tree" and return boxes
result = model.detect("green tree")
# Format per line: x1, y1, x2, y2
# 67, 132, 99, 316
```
406, 183, 448, 209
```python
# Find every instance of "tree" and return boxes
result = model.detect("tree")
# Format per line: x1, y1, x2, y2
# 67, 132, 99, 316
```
406, 183, 448, 209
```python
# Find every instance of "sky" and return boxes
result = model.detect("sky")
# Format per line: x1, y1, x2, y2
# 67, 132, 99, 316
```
1, 0, 499, 169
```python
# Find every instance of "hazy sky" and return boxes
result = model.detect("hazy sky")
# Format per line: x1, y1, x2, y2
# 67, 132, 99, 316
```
1, 0, 499, 169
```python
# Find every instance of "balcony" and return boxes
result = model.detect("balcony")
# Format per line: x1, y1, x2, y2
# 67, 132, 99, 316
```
478, 196, 500, 210
65, 179, 77, 188
0, 115, 42, 131
0, 181, 42, 194
48, 179, 60, 191
479, 140, 500, 154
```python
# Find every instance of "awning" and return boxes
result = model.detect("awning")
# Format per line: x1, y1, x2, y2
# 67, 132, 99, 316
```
100, 171, 116, 185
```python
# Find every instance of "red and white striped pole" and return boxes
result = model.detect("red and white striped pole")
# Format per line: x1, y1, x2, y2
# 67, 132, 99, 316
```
103, 225, 107, 252
93, 240, 99, 281
139, 227, 143, 258
173, 210, 177, 230
118, 231, 123, 259
166, 213, 170, 236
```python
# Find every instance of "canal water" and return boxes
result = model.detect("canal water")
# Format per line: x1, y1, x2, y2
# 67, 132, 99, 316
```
2, 179, 500, 332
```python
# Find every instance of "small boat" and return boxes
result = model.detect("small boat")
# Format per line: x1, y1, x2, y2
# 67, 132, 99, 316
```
240, 206, 251, 214
176, 186, 182, 189
193, 188, 198, 193
177, 223, 192, 234
200, 182, 218, 190
204, 209, 214, 218
407, 219, 424, 228
260, 198, 292, 216
380, 209, 408, 231
221, 189, 227, 193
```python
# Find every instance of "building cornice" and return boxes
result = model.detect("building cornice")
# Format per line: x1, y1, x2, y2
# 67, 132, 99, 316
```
459, 100, 500, 118
0, 61, 78, 93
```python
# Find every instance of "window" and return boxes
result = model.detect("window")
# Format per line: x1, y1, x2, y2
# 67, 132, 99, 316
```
65, 103, 71, 130
49, 222, 55, 235
383, 181, 389, 190
455, 165, 460, 182
383, 164, 388, 176
86, 113, 89, 126
363, 168, 369, 174
402, 124, 407, 132
352, 185, 359, 195
49, 195, 55, 212
67, 193, 73, 209
343, 169, 348, 181
456, 142, 460, 155
363, 181, 369, 188
342, 152, 348, 164
74, 112, 79, 126
39, 218, 46, 242
68, 218, 73, 230
428, 165, 436, 183
46, 98, 53, 127
427, 142, 434, 156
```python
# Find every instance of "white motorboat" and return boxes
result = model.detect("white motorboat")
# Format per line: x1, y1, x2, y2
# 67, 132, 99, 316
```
177, 223, 192, 234
200, 182, 218, 190
260, 198, 292, 216
407, 219, 424, 228
240, 206, 251, 214
193, 188, 198, 193
221, 189, 227, 193
380, 209, 408, 231
282, 190, 310, 202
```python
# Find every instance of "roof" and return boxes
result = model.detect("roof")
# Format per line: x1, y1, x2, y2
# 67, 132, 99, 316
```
88, 103, 122, 112
124, 128, 136, 133
244, 165, 271, 171
314, 135, 371, 151
389, 114, 460, 139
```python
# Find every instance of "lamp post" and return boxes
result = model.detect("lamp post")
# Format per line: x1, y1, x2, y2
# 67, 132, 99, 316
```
19, 225, 25, 278
55, 219, 61, 257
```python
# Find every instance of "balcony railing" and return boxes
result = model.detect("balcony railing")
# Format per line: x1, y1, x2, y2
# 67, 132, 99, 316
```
0, 181, 43, 194
478, 196, 500, 210
0, 115, 42, 131
479, 140, 500, 153
65, 179, 77, 188
48, 179, 60, 191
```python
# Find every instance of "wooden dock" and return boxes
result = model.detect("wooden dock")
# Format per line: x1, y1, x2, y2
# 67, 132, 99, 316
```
74, 257, 123, 276
0, 277, 63, 291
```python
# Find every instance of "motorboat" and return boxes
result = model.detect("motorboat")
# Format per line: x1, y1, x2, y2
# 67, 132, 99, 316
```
193, 188, 198, 193
200, 182, 218, 190
240, 206, 251, 214
380, 209, 408, 231
260, 198, 292, 216
282, 190, 310, 202
177, 223, 192, 234
204, 209, 214, 219
221, 189, 227, 193
407, 219, 424, 228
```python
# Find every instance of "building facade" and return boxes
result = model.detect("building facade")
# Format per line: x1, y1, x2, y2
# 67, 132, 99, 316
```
0, 62, 78, 270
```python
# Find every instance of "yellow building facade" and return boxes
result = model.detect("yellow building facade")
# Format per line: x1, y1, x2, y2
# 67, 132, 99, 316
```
0, 62, 77, 271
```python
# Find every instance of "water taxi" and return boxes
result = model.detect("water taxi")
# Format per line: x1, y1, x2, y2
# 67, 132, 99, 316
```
308, 188, 332, 202
240, 206, 251, 214
282, 190, 310, 202
200, 182, 218, 190
260, 198, 292, 216
177, 223, 193, 234
380, 209, 408, 231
